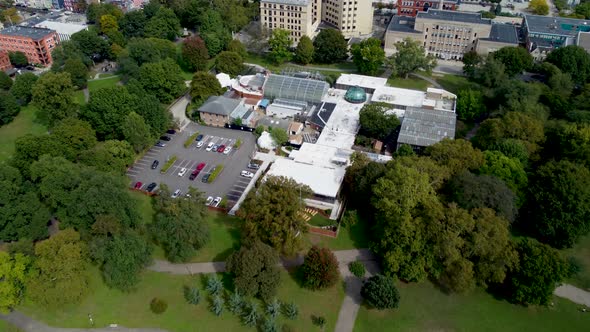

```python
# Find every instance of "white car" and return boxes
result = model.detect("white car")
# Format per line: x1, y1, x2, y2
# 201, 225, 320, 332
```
178, 167, 188, 177
223, 146, 232, 155
205, 142, 214, 152
212, 196, 222, 207
205, 196, 214, 206
196, 141, 204, 148
240, 170, 254, 178
171, 189, 181, 198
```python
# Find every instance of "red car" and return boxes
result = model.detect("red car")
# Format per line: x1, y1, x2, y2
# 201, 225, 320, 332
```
196, 162, 206, 171
189, 163, 207, 180
217, 145, 226, 153
134, 181, 143, 189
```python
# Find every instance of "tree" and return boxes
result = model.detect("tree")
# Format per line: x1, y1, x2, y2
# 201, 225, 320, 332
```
492, 47, 533, 77
505, 239, 567, 305
479, 151, 527, 200
266, 298, 280, 319
351, 38, 386, 76
359, 103, 400, 140
0, 90, 20, 125
313, 29, 348, 64
226, 241, 281, 300
79, 140, 135, 174
122, 112, 153, 153
74, 0, 88, 13
294, 35, 314, 65
529, 0, 549, 15
90, 231, 153, 291
27, 229, 89, 307
151, 186, 210, 262
9, 72, 38, 105
119, 10, 147, 39
183, 286, 201, 305
126, 37, 177, 66
32, 72, 76, 126
238, 176, 313, 254
99, 14, 119, 36
0, 252, 31, 313
150, 297, 168, 314
206, 274, 223, 296
524, 160, 590, 248
82, 87, 136, 140
551, 122, 590, 166
546, 45, 590, 84
300, 246, 340, 290
575, 2, 590, 19
389, 38, 436, 78
242, 301, 260, 327
86, 3, 122, 24
215, 51, 243, 76
0, 7, 22, 25
227, 291, 243, 314
51, 117, 98, 161
181, 36, 210, 72
268, 29, 292, 65
227, 39, 247, 58
0, 71, 12, 90
456, 89, 486, 121
462, 50, 482, 77
210, 295, 224, 316
8, 51, 28, 67
361, 274, 400, 310
62, 58, 88, 89
144, 7, 181, 41
282, 302, 298, 320
270, 127, 288, 146
190, 71, 224, 102
425, 139, 485, 175
139, 58, 186, 103
70, 29, 111, 61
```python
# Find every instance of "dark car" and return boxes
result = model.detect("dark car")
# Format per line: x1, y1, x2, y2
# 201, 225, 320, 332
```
248, 163, 260, 170
160, 135, 172, 141
166, 129, 176, 135
189, 170, 199, 181
146, 182, 157, 192
195, 134, 204, 141
201, 174, 210, 183
151, 160, 159, 169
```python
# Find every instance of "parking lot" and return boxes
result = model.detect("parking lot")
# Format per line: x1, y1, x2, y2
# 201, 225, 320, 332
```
127, 122, 257, 207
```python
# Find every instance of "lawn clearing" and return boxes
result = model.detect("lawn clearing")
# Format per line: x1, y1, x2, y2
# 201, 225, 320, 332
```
564, 234, 590, 290
435, 74, 475, 93
307, 218, 371, 250
308, 213, 335, 227
74, 90, 86, 105
0, 105, 47, 163
387, 76, 431, 91
87, 76, 121, 92
129, 191, 154, 225
354, 281, 590, 332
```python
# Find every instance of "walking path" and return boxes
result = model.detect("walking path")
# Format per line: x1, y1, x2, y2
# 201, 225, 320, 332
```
167, 93, 191, 131
554, 284, 590, 307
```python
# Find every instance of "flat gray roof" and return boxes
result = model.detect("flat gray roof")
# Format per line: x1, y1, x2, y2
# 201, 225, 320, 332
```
525, 14, 590, 37
577, 31, 590, 51
0, 26, 54, 40
261, 0, 309, 5
481, 24, 519, 44
398, 107, 456, 147
418, 9, 491, 25
387, 16, 419, 34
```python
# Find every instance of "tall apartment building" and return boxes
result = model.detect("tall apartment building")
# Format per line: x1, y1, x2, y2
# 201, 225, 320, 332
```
260, 0, 372, 44
397, 0, 458, 17
0, 26, 59, 66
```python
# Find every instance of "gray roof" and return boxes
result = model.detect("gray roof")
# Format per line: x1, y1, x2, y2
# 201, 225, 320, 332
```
481, 24, 519, 44
577, 31, 590, 51
397, 107, 456, 147
0, 26, 55, 40
198, 96, 240, 116
525, 15, 590, 38
261, 0, 309, 5
387, 16, 419, 34
257, 117, 291, 130
417, 9, 491, 25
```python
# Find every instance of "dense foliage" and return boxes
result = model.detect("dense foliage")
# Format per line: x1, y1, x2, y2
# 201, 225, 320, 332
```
361, 274, 400, 310
300, 246, 340, 290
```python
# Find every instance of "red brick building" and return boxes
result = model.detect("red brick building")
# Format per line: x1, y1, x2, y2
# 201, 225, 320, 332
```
0, 51, 11, 71
0, 26, 60, 66
398, 0, 458, 17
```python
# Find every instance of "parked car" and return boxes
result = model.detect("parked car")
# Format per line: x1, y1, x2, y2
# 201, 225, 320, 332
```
223, 146, 232, 155
160, 135, 172, 141
178, 167, 188, 177
217, 145, 226, 153
189, 169, 200, 180
206, 142, 214, 152
134, 181, 143, 189
206, 196, 214, 205
171, 189, 181, 198
195, 134, 204, 141
211, 144, 219, 152
146, 182, 157, 192
196, 162, 206, 171
155, 141, 167, 147
196, 141, 204, 148
241, 170, 254, 178
151, 160, 159, 169
212, 196, 222, 207
202, 173, 210, 183
166, 129, 176, 135
247, 162, 260, 170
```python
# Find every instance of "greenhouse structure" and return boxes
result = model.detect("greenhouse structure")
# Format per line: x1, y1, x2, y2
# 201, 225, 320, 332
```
263, 74, 329, 104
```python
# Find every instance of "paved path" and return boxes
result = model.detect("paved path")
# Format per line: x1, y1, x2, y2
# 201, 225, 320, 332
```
167, 93, 191, 131
554, 284, 590, 307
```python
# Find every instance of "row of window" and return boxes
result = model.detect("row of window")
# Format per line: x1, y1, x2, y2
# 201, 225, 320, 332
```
264, 10, 303, 17
261, 3, 302, 11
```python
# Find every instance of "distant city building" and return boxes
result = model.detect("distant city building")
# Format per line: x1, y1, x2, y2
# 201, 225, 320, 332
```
397, 0, 458, 17
0, 26, 59, 66
524, 14, 590, 60
0, 50, 12, 71
321, 0, 374, 38
33, 20, 88, 41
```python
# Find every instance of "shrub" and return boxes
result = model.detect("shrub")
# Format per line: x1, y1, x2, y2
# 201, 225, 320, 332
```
242, 301, 260, 327
282, 302, 298, 320
160, 155, 177, 173
300, 246, 340, 290
261, 316, 277, 332
266, 298, 281, 319
206, 274, 223, 296
207, 165, 224, 183
150, 297, 168, 314
348, 261, 366, 278
184, 131, 200, 148
361, 274, 400, 310
210, 295, 224, 316
183, 286, 201, 305
234, 138, 243, 149
255, 125, 264, 137
227, 291, 243, 314
312, 315, 326, 327
566, 256, 583, 278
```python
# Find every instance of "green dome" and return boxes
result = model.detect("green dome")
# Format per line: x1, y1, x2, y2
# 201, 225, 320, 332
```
344, 86, 367, 104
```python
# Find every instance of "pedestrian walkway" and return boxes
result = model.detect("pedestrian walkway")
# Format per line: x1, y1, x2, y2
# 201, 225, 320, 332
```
167, 93, 191, 131
554, 284, 590, 307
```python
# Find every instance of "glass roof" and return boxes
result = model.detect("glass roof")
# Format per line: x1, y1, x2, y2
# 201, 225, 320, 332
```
263, 74, 329, 103
344, 86, 367, 103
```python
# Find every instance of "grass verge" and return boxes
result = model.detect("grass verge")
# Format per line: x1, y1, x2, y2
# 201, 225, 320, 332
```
306, 218, 370, 251
184, 132, 199, 148
87, 76, 121, 92
0, 320, 22, 332
234, 138, 242, 149
387, 76, 431, 91
160, 156, 177, 174
0, 105, 47, 164
208, 165, 224, 183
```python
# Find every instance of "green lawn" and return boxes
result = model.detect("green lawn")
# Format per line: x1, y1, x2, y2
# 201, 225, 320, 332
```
0, 320, 22, 332
308, 213, 335, 227
307, 219, 370, 251
564, 234, 590, 290
244, 53, 356, 73
129, 191, 154, 225
73, 90, 86, 105
435, 74, 475, 94
98, 73, 115, 78
387, 76, 431, 91
354, 281, 590, 332
0, 105, 47, 163
20, 268, 344, 332
87, 76, 121, 92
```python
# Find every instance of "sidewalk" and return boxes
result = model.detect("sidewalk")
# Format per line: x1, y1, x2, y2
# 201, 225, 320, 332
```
554, 284, 590, 307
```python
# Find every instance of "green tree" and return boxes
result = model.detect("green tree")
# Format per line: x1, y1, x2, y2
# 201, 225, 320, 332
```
268, 29, 292, 65
492, 47, 533, 76
226, 241, 281, 300
213, 0, 250, 32
546, 45, 590, 84
82, 86, 136, 140
472, 56, 508, 88
62, 58, 88, 89
70, 29, 111, 61
0, 7, 22, 25
359, 103, 400, 140
300, 246, 340, 290
0, 252, 31, 313
479, 150, 527, 199
86, 3, 122, 24
99, 14, 119, 36
126, 37, 177, 66
215, 51, 243, 76
190, 71, 224, 103
462, 50, 482, 77
119, 10, 147, 38
51, 117, 98, 161
122, 112, 153, 153
270, 127, 288, 146
361, 274, 400, 310
0, 71, 12, 90
9, 72, 38, 105
351, 38, 385, 75
12, 135, 62, 177
227, 39, 247, 58
529, 0, 549, 15
139, 58, 186, 103
79, 140, 135, 174
206, 274, 223, 296
27, 229, 90, 308
294, 35, 314, 65
144, 7, 180, 41
8, 51, 28, 67
313, 29, 348, 64
282, 302, 298, 320
183, 286, 201, 305
50, 41, 90, 71
456, 89, 486, 121
238, 176, 312, 254
575, 2, 590, 19
181, 35, 210, 72
389, 38, 436, 78
32, 72, 76, 126
151, 186, 210, 262
0, 90, 20, 125
425, 139, 485, 175
551, 122, 590, 166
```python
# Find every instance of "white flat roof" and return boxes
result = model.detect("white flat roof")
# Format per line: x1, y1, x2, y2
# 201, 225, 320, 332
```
317, 89, 364, 149
33, 20, 87, 35
289, 142, 353, 168
266, 158, 346, 198
336, 74, 388, 90
371, 86, 426, 108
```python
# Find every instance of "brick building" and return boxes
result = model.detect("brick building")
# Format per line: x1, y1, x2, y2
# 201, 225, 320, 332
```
397, 0, 458, 17
0, 51, 12, 71
0, 26, 59, 66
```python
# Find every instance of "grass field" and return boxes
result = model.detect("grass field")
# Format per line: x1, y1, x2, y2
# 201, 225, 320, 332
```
74, 90, 86, 105
0, 320, 22, 332
307, 219, 370, 251
308, 213, 335, 227
19, 268, 344, 332
354, 281, 590, 332
87, 76, 121, 92
387, 76, 431, 91
564, 234, 590, 290
434, 74, 474, 93
243, 53, 356, 73
129, 191, 154, 225
0, 105, 47, 163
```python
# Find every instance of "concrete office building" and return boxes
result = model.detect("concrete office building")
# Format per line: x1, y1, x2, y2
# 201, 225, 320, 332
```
321, 0, 374, 38
523, 15, 590, 60
0, 26, 59, 66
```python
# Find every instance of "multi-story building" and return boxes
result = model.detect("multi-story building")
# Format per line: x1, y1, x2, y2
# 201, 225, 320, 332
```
27, 0, 53, 9
397, 0, 458, 17
385, 9, 519, 60
0, 26, 59, 66
523, 14, 590, 60
0, 51, 12, 71
260, 0, 373, 44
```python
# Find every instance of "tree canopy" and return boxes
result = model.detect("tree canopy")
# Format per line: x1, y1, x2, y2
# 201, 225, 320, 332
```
0, 252, 31, 313
546, 45, 590, 85
190, 71, 224, 102
181, 35, 209, 72
313, 29, 348, 64
492, 47, 533, 77
268, 29, 292, 65
389, 38, 436, 78
361, 274, 400, 310
215, 51, 243, 76
138, 58, 186, 103
300, 246, 340, 290
351, 38, 386, 76
359, 103, 400, 140
32, 72, 76, 126
9, 72, 38, 105
294, 35, 314, 65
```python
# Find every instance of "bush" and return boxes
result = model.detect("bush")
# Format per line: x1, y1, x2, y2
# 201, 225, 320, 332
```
227, 291, 243, 314
160, 155, 177, 173
184, 131, 200, 148
566, 256, 583, 278
282, 302, 298, 320
207, 165, 224, 183
261, 316, 277, 332
210, 295, 224, 316
242, 301, 260, 327
266, 298, 281, 319
348, 261, 366, 278
255, 125, 264, 137
361, 274, 400, 310
206, 274, 223, 296
234, 138, 243, 149
183, 286, 201, 305
300, 246, 340, 290
150, 297, 168, 314
312, 315, 326, 327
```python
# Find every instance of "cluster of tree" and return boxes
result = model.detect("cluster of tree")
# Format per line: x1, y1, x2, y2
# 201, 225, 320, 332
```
358, 102, 401, 141
269, 28, 348, 65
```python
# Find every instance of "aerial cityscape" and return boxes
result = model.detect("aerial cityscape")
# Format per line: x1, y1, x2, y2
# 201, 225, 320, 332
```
0, 0, 589, 331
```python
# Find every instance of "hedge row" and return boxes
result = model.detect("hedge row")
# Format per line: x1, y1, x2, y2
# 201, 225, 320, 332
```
184, 132, 200, 148
160, 155, 178, 174
208, 165, 224, 183
234, 138, 242, 149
